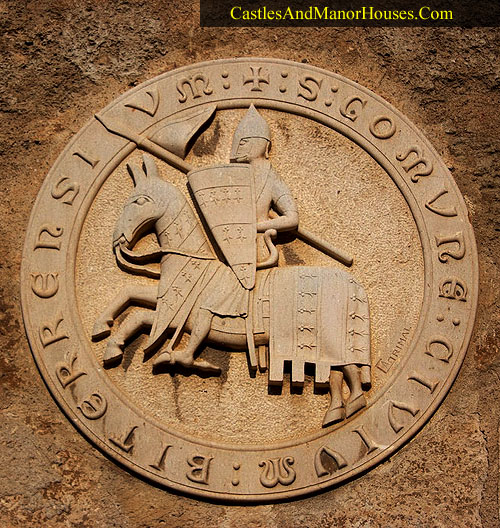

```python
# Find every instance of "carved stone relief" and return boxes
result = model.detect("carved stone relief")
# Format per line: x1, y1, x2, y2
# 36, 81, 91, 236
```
21, 58, 478, 502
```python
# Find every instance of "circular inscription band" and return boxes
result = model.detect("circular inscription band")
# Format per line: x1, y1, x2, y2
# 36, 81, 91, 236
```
21, 58, 478, 502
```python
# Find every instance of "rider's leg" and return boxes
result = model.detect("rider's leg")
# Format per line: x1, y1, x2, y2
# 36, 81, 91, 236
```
153, 308, 217, 370
343, 364, 367, 417
171, 308, 213, 366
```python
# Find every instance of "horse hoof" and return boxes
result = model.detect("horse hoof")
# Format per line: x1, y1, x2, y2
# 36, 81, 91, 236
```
92, 319, 112, 341
345, 393, 367, 418
322, 406, 345, 427
153, 352, 172, 368
103, 342, 123, 367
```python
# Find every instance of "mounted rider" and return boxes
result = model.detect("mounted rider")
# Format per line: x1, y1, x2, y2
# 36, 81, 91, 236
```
153, 105, 299, 370
229, 104, 299, 267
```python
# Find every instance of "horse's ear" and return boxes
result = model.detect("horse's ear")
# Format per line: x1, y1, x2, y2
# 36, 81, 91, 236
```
126, 162, 145, 186
142, 154, 159, 180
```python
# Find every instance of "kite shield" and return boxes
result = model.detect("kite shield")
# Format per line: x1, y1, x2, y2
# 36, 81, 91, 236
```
188, 164, 256, 290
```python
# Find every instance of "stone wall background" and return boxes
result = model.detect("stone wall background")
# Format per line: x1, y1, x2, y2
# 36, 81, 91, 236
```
1, 1, 499, 526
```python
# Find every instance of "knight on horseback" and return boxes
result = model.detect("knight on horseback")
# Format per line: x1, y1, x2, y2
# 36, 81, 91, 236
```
153, 105, 299, 370
93, 103, 372, 426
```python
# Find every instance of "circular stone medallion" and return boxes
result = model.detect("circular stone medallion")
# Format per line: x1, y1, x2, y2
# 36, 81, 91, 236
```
21, 58, 478, 502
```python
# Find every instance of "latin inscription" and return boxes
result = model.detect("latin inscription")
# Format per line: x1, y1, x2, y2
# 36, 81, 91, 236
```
39, 315, 68, 347
73, 149, 99, 168
425, 188, 458, 217
259, 456, 296, 487
55, 350, 86, 388
31, 272, 59, 298
77, 392, 107, 420
34, 224, 64, 250
297, 74, 322, 102
314, 446, 348, 477
177, 73, 213, 103
388, 400, 420, 433
149, 444, 172, 472
186, 455, 212, 484
425, 337, 453, 363
435, 231, 465, 262
340, 95, 366, 122
51, 176, 80, 205
110, 426, 138, 453
369, 115, 396, 139
352, 425, 380, 455
439, 277, 467, 301
396, 145, 433, 182
408, 372, 439, 394
125, 87, 160, 116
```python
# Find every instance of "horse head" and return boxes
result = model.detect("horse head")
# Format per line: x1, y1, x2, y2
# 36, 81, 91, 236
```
113, 153, 187, 278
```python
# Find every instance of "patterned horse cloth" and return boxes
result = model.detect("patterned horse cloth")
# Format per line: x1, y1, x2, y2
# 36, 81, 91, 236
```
268, 266, 371, 385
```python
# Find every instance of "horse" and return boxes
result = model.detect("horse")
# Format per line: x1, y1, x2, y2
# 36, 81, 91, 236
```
92, 154, 372, 427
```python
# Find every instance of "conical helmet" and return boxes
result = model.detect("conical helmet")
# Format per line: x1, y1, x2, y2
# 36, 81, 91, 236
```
230, 105, 270, 159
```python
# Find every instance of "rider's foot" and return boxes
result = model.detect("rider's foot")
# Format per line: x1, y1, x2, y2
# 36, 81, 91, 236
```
170, 348, 195, 367
153, 352, 172, 368
153, 350, 221, 373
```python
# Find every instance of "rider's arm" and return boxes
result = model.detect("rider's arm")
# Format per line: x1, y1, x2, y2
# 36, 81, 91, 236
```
257, 174, 299, 233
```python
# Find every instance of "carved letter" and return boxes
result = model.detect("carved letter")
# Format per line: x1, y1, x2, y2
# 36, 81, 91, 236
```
177, 73, 213, 103
149, 444, 172, 472
340, 95, 366, 122
110, 426, 138, 453
55, 350, 86, 388
73, 149, 99, 168
425, 337, 453, 363
186, 455, 213, 484
39, 316, 68, 347
408, 372, 439, 393
396, 146, 433, 182
435, 231, 465, 262
315, 446, 348, 477
439, 277, 467, 301
369, 115, 396, 139
297, 75, 322, 102
425, 188, 458, 217
259, 457, 296, 488
77, 392, 107, 420
34, 224, 63, 250
51, 176, 80, 206
30, 272, 59, 298
124, 88, 160, 116
388, 401, 420, 433
352, 425, 380, 455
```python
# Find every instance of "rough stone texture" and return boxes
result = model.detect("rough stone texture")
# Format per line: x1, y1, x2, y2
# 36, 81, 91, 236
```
1, 1, 499, 526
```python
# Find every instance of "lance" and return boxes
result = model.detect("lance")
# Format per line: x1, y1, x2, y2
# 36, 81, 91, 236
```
95, 109, 353, 267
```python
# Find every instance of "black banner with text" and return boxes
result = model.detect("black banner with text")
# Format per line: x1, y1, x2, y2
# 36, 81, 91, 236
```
200, 0, 500, 27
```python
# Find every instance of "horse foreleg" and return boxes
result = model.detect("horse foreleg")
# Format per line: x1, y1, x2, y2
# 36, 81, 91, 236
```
92, 286, 157, 340
344, 364, 367, 418
323, 369, 345, 427
103, 311, 155, 366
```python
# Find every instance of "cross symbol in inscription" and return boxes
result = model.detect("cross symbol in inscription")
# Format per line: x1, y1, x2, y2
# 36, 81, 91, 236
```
243, 66, 270, 92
